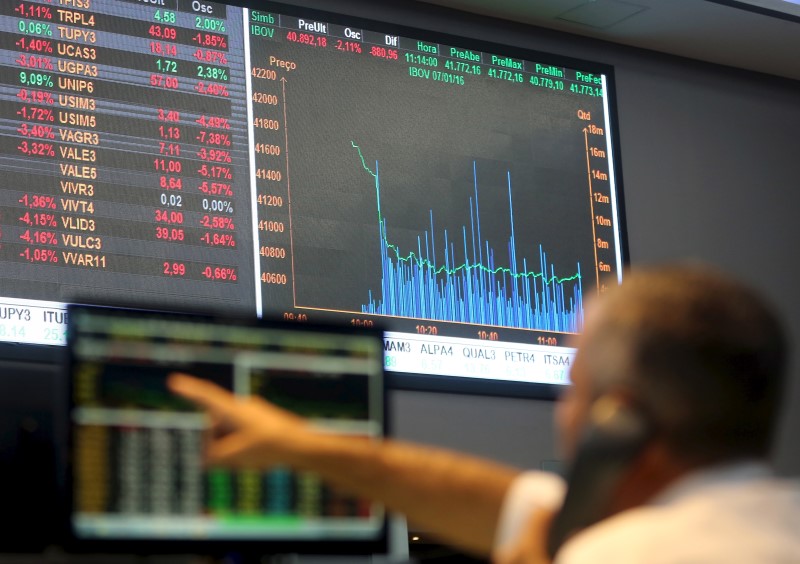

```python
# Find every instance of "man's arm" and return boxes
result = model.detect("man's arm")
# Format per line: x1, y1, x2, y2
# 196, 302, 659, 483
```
169, 373, 520, 556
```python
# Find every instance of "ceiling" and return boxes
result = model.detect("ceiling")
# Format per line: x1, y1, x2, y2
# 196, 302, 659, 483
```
418, 0, 800, 81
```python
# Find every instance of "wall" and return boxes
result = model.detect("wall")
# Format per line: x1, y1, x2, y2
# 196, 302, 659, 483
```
281, 0, 800, 474
1, 0, 797, 523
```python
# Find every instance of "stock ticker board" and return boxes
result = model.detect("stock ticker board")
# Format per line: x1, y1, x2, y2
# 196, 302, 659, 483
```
0, 0, 625, 385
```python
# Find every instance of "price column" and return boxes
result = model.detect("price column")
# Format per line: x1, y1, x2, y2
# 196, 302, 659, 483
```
148, 5, 186, 280
246, 10, 294, 314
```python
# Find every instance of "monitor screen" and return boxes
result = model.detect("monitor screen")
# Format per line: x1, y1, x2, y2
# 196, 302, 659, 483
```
0, 0, 626, 392
65, 304, 386, 551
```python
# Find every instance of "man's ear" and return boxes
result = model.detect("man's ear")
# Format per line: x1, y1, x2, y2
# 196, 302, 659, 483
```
586, 394, 651, 444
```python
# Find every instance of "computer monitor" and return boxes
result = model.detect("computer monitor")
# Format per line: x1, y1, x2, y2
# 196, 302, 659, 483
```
0, 0, 627, 396
64, 304, 386, 554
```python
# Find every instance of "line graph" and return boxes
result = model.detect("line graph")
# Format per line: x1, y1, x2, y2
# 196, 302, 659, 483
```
353, 142, 585, 333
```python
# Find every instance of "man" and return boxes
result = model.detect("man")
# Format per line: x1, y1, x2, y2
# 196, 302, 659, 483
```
169, 265, 800, 562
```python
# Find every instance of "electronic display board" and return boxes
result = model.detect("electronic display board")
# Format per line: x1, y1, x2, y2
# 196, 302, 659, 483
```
0, 0, 627, 391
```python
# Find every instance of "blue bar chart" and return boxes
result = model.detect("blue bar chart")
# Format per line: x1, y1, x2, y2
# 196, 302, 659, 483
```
354, 143, 584, 333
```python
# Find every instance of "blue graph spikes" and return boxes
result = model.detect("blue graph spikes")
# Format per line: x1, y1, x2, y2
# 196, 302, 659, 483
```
352, 142, 584, 332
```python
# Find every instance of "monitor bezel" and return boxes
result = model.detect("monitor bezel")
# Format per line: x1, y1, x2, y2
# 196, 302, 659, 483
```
61, 302, 389, 556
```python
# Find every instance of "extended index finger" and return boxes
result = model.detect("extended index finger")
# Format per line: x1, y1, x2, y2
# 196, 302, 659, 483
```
168, 372, 238, 413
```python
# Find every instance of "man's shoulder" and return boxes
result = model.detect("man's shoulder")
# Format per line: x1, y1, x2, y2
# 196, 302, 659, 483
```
558, 474, 800, 563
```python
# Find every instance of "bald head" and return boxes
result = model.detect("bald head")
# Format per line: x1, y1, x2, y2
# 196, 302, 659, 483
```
576, 264, 787, 463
